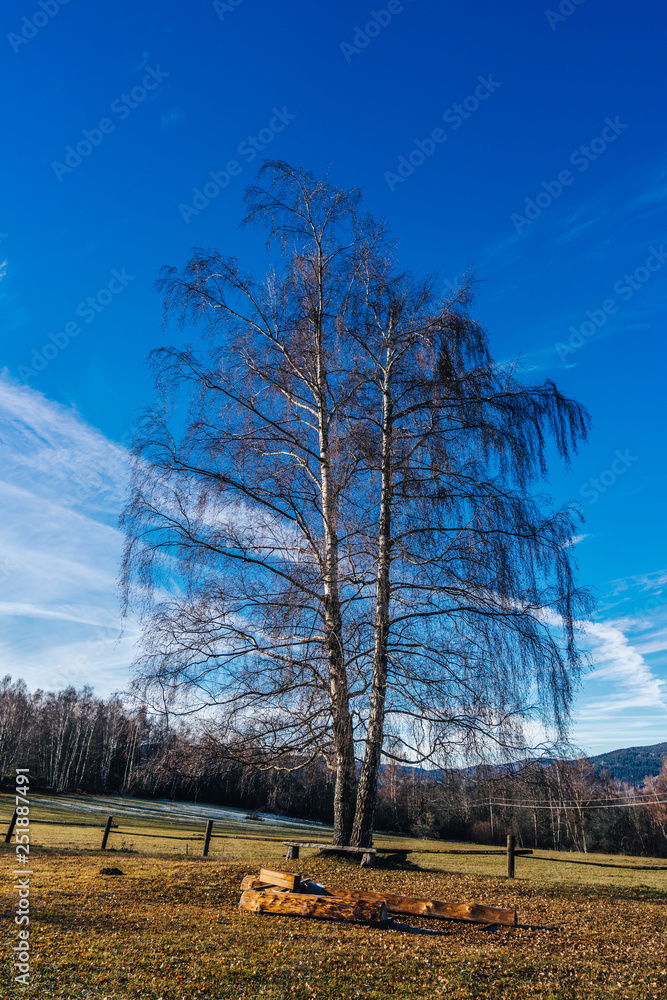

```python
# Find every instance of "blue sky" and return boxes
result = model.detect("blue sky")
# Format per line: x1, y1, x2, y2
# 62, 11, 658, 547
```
0, 0, 665, 754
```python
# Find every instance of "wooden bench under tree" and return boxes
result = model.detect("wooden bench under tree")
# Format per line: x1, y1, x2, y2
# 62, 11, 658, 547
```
281, 841, 412, 867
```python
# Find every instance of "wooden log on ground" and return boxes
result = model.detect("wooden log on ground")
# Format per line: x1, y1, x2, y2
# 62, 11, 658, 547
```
286, 844, 300, 860
251, 869, 518, 926
259, 868, 301, 891
240, 889, 388, 926
323, 886, 517, 926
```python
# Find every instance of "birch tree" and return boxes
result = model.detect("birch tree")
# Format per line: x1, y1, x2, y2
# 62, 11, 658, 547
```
343, 264, 592, 845
122, 162, 379, 842
122, 161, 591, 846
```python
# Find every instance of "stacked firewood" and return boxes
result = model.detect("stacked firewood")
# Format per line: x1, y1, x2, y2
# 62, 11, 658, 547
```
239, 868, 518, 929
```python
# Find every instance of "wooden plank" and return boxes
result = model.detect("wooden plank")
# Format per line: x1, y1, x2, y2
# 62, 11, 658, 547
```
521, 855, 667, 871
17, 820, 120, 829
281, 841, 527, 857
241, 875, 270, 891
240, 889, 388, 926
282, 841, 376, 854
113, 829, 202, 840
410, 848, 532, 856
259, 868, 301, 891
243, 875, 336, 896
322, 886, 517, 926
108, 828, 203, 841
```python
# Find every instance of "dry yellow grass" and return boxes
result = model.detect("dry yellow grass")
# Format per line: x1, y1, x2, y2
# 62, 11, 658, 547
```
2, 793, 666, 998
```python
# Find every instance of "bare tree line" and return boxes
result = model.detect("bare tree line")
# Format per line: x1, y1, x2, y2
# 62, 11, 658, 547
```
2, 675, 666, 857
0, 676, 148, 796
385, 759, 667, 857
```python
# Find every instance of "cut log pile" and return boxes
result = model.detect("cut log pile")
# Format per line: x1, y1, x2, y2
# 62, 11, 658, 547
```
238, 867, 518, 931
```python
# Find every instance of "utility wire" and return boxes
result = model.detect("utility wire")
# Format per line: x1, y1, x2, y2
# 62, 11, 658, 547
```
477, 798, 667, 810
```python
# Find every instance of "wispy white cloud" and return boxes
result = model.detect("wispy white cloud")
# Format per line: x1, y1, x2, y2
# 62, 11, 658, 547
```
608, 568, 667, 596
0, 373, 137, 694
553, 209, 609, 246
539, 594, 667, 750
565, 533, 590, 547
574, 617, 667, 726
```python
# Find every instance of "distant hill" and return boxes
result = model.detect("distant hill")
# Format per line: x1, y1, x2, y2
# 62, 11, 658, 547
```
382, 742, 667, 787
586, 742, 667, 786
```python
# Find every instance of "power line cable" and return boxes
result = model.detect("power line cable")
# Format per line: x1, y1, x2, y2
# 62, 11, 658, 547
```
477, 798, 667, 810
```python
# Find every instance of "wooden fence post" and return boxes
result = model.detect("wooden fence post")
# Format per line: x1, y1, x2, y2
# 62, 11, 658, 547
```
4, 809, 18, 844
202, 819, 214, 857
100, 815, 113, 851
506, 834, 516, 879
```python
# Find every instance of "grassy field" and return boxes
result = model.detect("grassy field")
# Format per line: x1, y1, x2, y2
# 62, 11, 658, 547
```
1, 793, 666, 999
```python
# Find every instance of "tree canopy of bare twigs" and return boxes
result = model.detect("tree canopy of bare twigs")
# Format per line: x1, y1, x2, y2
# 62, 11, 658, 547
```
121, 161, 592, 845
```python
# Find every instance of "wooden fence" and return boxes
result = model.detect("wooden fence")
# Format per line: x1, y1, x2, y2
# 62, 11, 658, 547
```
3, 809, 667, 874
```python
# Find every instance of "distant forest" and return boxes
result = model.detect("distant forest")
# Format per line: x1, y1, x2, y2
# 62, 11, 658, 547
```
587, 743, 667, 787
2, 676, 666, 857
